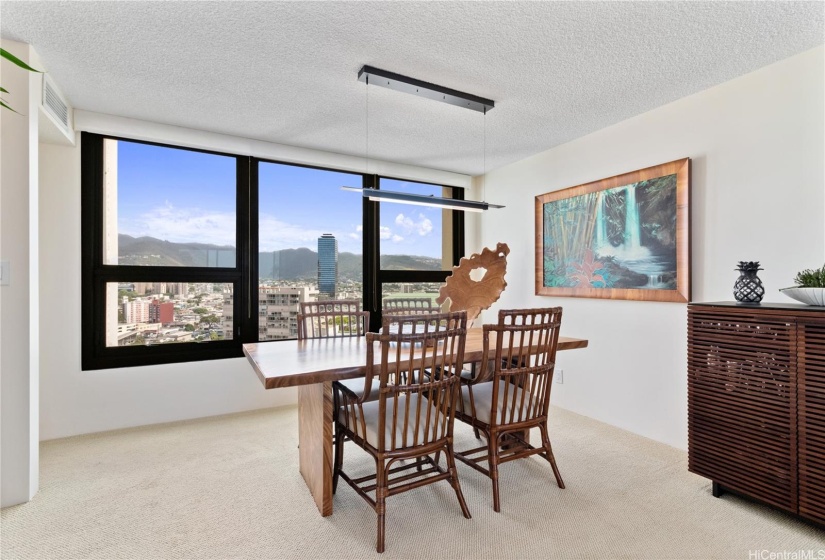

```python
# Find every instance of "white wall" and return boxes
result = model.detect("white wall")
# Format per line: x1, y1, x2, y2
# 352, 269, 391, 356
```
474, 46, 825, 450
74, 111, 472, 190
38, 114, 472, 441
1, 40, 40, 507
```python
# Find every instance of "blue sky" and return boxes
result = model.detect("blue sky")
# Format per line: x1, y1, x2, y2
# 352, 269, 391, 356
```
116, 140, 444, 257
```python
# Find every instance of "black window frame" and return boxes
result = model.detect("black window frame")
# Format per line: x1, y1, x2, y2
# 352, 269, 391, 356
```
81, 133, 465, 370
81, 133, 255, 369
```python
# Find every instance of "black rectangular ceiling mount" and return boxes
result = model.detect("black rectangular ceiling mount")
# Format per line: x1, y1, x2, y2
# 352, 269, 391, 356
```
358, 65, 494, 113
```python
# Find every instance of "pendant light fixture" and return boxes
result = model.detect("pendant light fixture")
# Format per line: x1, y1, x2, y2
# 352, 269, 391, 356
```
343, 65, 504, 211
342, 186, 504, 212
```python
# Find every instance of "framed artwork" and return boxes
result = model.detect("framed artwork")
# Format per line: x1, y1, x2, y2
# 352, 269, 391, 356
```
535, 158, 690, 303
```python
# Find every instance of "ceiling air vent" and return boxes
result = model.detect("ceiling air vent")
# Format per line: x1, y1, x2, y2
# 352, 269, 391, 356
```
41, 74, 72, 137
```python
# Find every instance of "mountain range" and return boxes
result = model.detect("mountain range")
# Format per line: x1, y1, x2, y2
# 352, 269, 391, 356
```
118, 234, 441, 280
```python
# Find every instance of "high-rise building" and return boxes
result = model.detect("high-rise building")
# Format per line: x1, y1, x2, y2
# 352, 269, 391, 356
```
222, 288, 234, 340
317, 233, 338, 298
149, 299, 174, 324
133, 282, 150, 296
256, 286, 317, 340
167, 283, 188, 296
122, 298, 150, 324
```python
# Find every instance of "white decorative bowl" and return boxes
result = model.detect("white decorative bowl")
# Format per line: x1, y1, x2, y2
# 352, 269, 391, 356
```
779, 287, 825, 306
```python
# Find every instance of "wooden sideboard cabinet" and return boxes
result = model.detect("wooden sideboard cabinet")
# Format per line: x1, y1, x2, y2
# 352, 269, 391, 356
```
688, 302, 825, 526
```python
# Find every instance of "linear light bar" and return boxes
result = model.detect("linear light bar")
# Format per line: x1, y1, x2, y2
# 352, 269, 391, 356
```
358, 66, 495, 113
342, 186, 504, 212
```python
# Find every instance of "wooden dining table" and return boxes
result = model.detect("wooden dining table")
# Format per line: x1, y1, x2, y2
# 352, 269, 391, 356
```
243, 328, 588, 517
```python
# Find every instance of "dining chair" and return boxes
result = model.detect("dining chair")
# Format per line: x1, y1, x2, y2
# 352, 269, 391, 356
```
332, 311, 471, 553
297, 300, 368, 339
454, 307, 564, 512
382, 297, 435, 316
297, 300, 377, 426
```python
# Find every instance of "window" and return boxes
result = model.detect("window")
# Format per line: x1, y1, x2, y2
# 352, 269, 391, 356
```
82, 133, 463, 369
82, 134, 250, 369
374, 178, 463, 330
257, 162, 362, 340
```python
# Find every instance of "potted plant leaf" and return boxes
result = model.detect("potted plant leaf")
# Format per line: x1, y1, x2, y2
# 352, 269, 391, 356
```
780, 264, 825, 306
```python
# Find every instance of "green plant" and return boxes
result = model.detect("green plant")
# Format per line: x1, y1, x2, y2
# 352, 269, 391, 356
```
793, 264, 825, 288
1, 47, 42, 113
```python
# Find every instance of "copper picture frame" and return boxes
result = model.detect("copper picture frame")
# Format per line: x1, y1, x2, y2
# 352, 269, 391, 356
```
535, 158, 690, 303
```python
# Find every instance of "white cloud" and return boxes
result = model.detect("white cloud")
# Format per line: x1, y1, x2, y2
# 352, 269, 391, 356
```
392, 234, 404, 243
120, 202, 237, 247
118, 202, 343, 252
356, 225, 363, 232
416, 215, 433, 236
395, 213, 412, 229
258, 214, 332, 251
394, 213, 433, 236
379, 226, 392, 240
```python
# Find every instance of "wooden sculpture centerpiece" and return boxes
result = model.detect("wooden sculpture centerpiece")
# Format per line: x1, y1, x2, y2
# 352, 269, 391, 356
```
437, 242, 510, 324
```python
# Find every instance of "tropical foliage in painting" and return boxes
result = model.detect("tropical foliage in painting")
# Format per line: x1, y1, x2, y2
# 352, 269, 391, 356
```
542, 174, 678, 290
568, 250, 607, 288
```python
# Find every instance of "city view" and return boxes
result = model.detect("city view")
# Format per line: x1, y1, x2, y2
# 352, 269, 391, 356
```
111, 231, 446, 347
108, 140, 449, 347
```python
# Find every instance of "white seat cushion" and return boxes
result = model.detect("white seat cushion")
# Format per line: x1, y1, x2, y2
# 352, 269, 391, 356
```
460, 380, 532, 425
339, 393, 434, 449
336, 377, 381, 402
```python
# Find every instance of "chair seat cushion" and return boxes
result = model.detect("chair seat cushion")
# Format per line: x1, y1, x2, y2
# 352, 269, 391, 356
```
460, 380, 532, 425
339, 393, 433, 450
335, 377, 381, 402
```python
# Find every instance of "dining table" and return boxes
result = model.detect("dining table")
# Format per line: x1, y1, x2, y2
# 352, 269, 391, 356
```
243, 328, 589, 517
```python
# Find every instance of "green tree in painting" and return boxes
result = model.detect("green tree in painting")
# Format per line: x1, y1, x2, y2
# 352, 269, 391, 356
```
637, 175, 677, 251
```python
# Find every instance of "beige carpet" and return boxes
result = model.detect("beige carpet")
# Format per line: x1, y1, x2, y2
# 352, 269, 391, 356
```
1, 406, 823, 559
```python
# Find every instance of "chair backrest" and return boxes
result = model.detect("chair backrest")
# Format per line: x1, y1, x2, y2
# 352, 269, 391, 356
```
297, 300, 369, 340
365, 311, 468, 452
482, 307, 563, 427
382, 297, 435, 316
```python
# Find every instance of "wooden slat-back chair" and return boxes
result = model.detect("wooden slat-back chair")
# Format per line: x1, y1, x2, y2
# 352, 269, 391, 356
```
297, 300, 368, 340
382, 297, 435, 316
297, 300, 377, 433
332, 311, 471, 553
454, 307, 564, 512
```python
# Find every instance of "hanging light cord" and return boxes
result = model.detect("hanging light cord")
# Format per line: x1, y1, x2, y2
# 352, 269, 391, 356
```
482, 106, 487, 202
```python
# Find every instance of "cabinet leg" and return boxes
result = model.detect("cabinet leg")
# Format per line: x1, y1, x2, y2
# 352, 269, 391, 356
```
712, 481, 725, 498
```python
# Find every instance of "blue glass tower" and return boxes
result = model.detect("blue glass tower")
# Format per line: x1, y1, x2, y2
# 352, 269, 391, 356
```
317, 234, 338, 298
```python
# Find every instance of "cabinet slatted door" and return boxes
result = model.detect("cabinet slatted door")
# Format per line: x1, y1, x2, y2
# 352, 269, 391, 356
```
688, 307, 797, 512
799, 319, 825, 524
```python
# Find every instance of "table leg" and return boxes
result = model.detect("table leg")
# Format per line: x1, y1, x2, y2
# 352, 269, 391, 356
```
298, 381, 334, 517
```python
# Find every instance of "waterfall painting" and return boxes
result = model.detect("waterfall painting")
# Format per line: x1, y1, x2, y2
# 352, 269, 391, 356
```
535, 158, 690, 303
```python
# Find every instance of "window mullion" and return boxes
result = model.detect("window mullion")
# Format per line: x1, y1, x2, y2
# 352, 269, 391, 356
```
363, 173, 380, 331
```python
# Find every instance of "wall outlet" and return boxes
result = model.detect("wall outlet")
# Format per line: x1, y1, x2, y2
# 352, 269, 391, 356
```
555, 369, 563, 384
0, 260, 9, 286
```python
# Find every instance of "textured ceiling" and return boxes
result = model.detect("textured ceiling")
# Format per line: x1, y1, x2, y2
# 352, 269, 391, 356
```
2, 1, 823, 176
